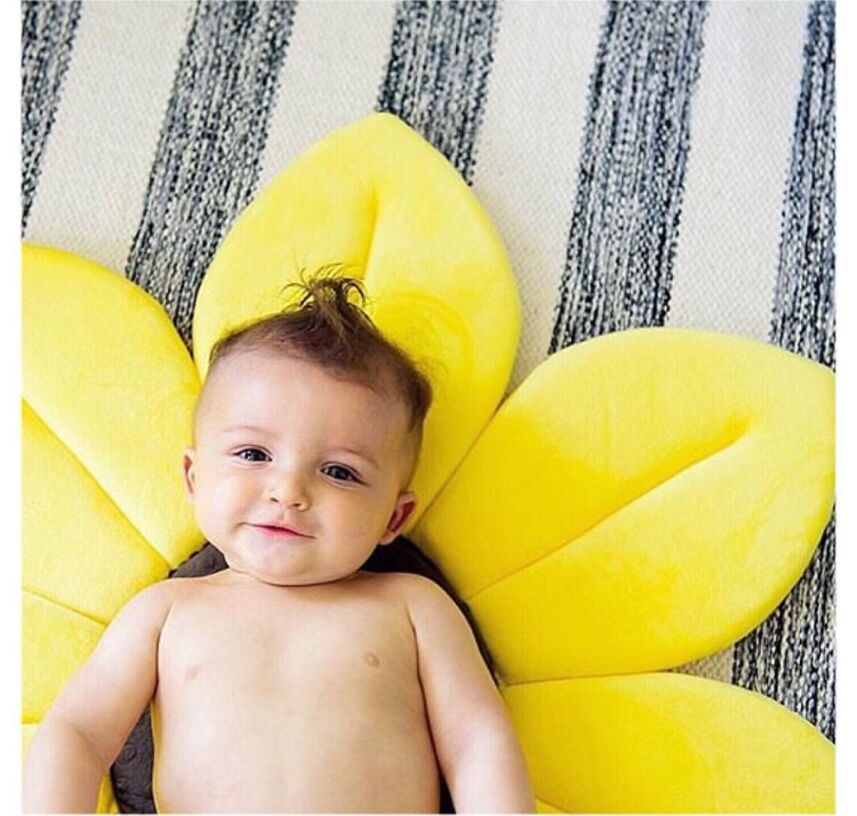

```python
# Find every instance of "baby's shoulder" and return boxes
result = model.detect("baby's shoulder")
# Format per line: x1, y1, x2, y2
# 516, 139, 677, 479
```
356, 569, 429, 593
106, 577, 195, 637
360, 571, 456, 614
125, 574, 209, 614
124, 575, 230, 638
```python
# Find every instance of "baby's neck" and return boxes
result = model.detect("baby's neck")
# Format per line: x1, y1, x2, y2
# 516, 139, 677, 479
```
211, 567, 363, 590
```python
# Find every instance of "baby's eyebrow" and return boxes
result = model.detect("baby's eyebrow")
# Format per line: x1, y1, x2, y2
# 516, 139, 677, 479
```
222, 424, 269, 435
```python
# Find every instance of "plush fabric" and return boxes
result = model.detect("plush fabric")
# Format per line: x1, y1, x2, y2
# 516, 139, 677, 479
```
416, 328, 834, 679
505, 674, 833, 813
22, 245, 203, 812
22, 114, 834, 812
22, 2, 837, 749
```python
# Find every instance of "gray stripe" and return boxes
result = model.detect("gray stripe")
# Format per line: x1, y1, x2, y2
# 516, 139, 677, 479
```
731, 519, 836, 740
21, 0, 82, 237
548, 1, 708, 352
769, 0, 836, 371
732, 0, 836, 741
125, 0, 296, 348
376, 0, 499, 184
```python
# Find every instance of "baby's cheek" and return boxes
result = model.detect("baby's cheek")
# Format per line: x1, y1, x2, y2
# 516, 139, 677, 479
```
332, 503, 379, 545
195, 481, 241, 533
364, 500, 401, 541
205, 470, 250, 503
193, 500, 223, 542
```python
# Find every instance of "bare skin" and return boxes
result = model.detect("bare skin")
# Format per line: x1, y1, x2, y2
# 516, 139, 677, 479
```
23, 350, 534, 813
153, 570, 441, 813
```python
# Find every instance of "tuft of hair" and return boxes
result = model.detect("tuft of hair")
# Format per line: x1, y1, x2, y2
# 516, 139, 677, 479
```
207, 267, 433, 461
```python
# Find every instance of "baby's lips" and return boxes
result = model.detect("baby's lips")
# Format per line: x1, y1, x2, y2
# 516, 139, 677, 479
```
248, 521, 312, 537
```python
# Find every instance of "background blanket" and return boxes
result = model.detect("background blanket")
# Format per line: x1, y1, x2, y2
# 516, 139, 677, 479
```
22, 0, 836, 808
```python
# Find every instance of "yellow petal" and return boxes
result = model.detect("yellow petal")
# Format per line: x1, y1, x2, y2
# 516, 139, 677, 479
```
23, 402, 168, 623
503, 672, 834, 813
22, 245, 201, 567
22, 245, 204, 812
193, 113, 519, 519
22, 592, 104, 723
416, 329, 834, 678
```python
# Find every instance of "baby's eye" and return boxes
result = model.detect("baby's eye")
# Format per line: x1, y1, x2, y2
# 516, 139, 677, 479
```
322, 464, 359, 483
235, 448, 270, 462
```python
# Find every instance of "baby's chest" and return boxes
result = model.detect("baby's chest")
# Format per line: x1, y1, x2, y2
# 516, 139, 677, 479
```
156, 592, 420, 707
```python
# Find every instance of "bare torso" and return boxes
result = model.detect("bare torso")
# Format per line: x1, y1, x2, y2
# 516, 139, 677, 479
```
151, 570, 440, 813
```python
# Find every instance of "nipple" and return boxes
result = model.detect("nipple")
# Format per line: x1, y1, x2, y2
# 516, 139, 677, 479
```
363, 652, 380, 668
183, 663, 202, 682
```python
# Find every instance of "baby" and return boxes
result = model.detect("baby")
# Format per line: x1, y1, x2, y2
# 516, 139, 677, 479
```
23, 275, 534, 814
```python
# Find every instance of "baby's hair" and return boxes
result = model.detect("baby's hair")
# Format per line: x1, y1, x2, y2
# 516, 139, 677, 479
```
206, 267, 433, 465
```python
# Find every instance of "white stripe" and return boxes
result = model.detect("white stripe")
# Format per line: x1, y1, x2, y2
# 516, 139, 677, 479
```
472, 0, 604, 395
24, 1, 190, 275
257, 1, 397, 191
668, 1, 809, 341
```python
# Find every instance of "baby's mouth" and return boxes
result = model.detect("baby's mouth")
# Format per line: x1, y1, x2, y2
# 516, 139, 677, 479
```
247, 523, 312, 539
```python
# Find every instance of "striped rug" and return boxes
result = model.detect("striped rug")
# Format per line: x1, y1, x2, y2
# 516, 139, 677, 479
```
22, 0, 836, 805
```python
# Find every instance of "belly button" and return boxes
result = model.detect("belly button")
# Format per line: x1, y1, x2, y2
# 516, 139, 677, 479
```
363, 652, 380, 668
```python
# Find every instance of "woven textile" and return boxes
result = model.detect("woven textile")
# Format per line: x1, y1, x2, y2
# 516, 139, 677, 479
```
22, 0, 836, 808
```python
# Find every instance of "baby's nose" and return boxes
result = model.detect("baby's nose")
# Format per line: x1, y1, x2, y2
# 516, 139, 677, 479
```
264, 471, 310, 509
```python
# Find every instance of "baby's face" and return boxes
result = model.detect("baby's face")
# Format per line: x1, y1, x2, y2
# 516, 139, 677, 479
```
182, 350, 418, 586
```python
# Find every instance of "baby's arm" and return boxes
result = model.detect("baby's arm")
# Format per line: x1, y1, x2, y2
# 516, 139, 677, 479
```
403, 574, 535, 813
23, 580, 175, 813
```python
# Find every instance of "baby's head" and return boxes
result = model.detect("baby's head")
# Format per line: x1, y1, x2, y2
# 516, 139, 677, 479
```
182, 272, 433, 587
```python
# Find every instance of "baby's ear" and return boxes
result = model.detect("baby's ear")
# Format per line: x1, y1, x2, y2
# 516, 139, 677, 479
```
181, 448, 197, 502
379, 491, 418, 545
